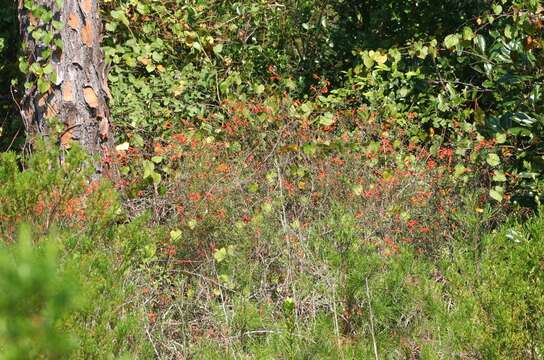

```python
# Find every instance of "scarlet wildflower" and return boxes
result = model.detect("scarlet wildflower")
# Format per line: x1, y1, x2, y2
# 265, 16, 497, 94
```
172, 133, 187, 144
154, 143, 165, 155
438, 147, 453, 161
283, 180, 295, 194
401, 237, 413, 243
215, 163, 230, 174
215, 209, 226, 219
188, 192, 201, 202
148, 312, 157, 324
419, 226, 430, 234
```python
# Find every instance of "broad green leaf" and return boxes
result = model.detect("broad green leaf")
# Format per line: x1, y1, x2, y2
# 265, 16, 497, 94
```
462, 27, 474, 40
151, 172, 161, 185
454, 164, 466, 177
214, 247, 227, 262
489, 188, 503, 202
42, 63, 53, 74
213, 44, 223, 54
302, 143, 316, 156
151, 156, 163, 164
475, 34, 486, 53
495, 133, 507, 144
492, 3, 502, 15
373, 52, 388, 65
444, 34, 460, 49
493, 171, 507, 182
37, 77, 50, 94
486, 153, 501, 167
318, 112, 335, 126
254, 84, 265, 95
187, 219, 197, 230
142, 160, 155, 179
362, 52, 374, 68
170, 229, 182, 241
352, 184, 363, 196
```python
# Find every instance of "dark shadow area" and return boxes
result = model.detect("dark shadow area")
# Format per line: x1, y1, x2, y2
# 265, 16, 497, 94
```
305, 0, 490, 84
0, 0, 24, 152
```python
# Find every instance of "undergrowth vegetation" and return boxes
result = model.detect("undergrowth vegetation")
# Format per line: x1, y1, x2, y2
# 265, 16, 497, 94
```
1, 0, 543, 358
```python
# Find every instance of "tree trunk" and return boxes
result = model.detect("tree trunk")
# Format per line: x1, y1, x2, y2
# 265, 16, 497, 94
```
18, 0, 113, 174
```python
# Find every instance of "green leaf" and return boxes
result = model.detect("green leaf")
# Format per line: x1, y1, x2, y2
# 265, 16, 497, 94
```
192, 42, 202, 51
493, 171, 507, 182
37, 77, 50, 94
142, 160, 155, 179
170, 229, 182, 241
151, 51, 162, 62
495, 133, 507, 144
492, 3, 502, 15
187, 219, 197, 230
213, 247, 227, 263
145, 63, 155, 73
151, 156, 163, 164
489, 188, 503, 202
42, 63, 53, 74
52, 20, 63, 31
318, 112, 335, 126
454, 164, 466, 177
475, 34, 486, 53
302, 143, 316, 157
462, 27, 474, 40
212, 44, 223, 55
372, 51, 387, 65
504, 25, 512, 39
105, 21, 117, 32
352, 184, 363, 196
19, 60, 29, 74
486, 153, 501, 167
253, 84, 265, 95
30, 62, 42, 75
151, 172, 161, 185
444, 34, 460, 49
489, 186, 504, 202
362, 52, 374, 68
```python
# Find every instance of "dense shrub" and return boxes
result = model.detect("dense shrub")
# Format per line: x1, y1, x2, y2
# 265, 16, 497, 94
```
1, 0, 543, 358
0, 145, 152, 358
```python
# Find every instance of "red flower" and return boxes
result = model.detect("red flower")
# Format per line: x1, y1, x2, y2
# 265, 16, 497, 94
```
188, 192, 201, 202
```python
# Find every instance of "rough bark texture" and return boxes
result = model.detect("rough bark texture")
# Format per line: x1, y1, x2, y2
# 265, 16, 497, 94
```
18, 0, 113, 174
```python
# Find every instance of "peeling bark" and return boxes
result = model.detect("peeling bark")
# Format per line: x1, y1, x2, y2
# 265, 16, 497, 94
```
18, 0, 113, 175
